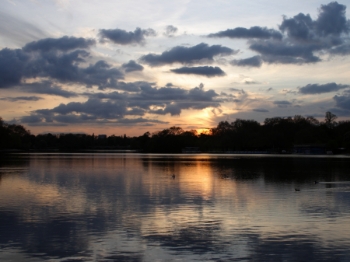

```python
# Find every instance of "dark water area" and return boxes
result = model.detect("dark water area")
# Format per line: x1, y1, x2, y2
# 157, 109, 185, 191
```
0, 153, 350, 261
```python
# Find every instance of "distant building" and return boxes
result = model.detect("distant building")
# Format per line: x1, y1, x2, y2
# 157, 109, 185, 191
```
98, 134, 107, 140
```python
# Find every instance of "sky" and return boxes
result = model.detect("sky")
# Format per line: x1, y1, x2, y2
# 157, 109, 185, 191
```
1, 0, 350, 136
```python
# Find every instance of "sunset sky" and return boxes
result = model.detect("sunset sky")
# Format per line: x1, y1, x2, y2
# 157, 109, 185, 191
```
1, 0, 350, 136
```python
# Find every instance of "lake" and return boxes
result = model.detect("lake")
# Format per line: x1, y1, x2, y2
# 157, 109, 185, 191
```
0, 153, 350, 261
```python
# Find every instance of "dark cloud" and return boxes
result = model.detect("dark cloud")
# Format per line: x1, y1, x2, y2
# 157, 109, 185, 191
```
249, 40, 321, 64
112, 81, 155, 92
79, 61, 124, 88
213, 2, 350, 66
139, 43, 235, 66
279, 13, 314, 41
231, 56, 263, 67
23, 36, 95, 52
32, 51, 123, 88
22, 83, 223, 124
21, 113, 167, 126
121, 60, 144, 72
46, 98, 127, 118
188, 84, 219, 101
279, 2, 349, 41
0, 36, 124, 89
107, 81, 153, 92
253, 108, 269, 112
274, 100, 292, 107
316, 2, 349, 36
116, 118, 168, 125
299, 83, 350, 94
0, 96, 43, 102
164, 25, 178, 37
170, 66, 225, 77
20, 114, 46, 124
208, 26, 282, 40
264, 2, 350, 64
334, 92, 350, 111
136, 84, 188, 101
21, 81, 78, 98
88, 91, 127, 101
27, 51, 124, 88
0, 48, 29, 88
327, 107, 350, 116
329, 43, 350, 55
99, 27, 156, 45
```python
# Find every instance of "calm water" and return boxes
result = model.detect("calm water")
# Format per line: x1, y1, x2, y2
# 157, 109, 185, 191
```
0, 153, 350, 261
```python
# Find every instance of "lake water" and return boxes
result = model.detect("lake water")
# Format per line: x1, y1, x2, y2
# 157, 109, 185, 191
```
0, 153, 350, 261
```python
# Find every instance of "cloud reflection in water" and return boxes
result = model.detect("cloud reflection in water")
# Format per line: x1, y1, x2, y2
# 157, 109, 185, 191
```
0, 154, 350, 261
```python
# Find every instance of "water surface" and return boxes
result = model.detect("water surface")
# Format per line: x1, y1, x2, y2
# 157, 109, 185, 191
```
0, 154, 350, 261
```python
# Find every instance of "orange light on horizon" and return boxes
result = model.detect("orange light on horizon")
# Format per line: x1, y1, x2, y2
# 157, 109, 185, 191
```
196, 128, 212, 135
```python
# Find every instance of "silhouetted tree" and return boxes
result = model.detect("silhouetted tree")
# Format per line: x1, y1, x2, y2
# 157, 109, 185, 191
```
325, 111, 337, 128
1, 112, 349, 153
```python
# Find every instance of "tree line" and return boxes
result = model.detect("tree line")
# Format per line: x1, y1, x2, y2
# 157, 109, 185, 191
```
1, 112, 350, 153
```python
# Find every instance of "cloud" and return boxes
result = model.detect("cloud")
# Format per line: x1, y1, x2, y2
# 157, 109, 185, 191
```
274, 100, 292, 107
261, 2, 350, 64
208, 26, 282, 40
326, 107, 350, 116
164, 25, 178, 37
103, 81, 153, 92
20, 114, 47, 124
316, 2, 349, 36
116, 118, 168, 125
21, 113, 167, 126
170, 66, 225, 77
40, 98, 127, 118
28, 51, 124, 88
23, 36, 95, 52
0, 36, 124, 89
20, 81, 78, 98
329, 43, 350, 55
211, 2, 350, 66
99, 27, 156, 45
0, 48, 29, 88
253, 108, 269, 112
139, 43, 235, 66
299, 83, 350, 94
279, 13, 314, 41
334, 92, 350, 111
279, 2, 349, 41
249, 40, 321, 64
121, 60, 144, 73
231, 56, 263, 67
0, 96, 43, 102
22, 83, 223, 124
